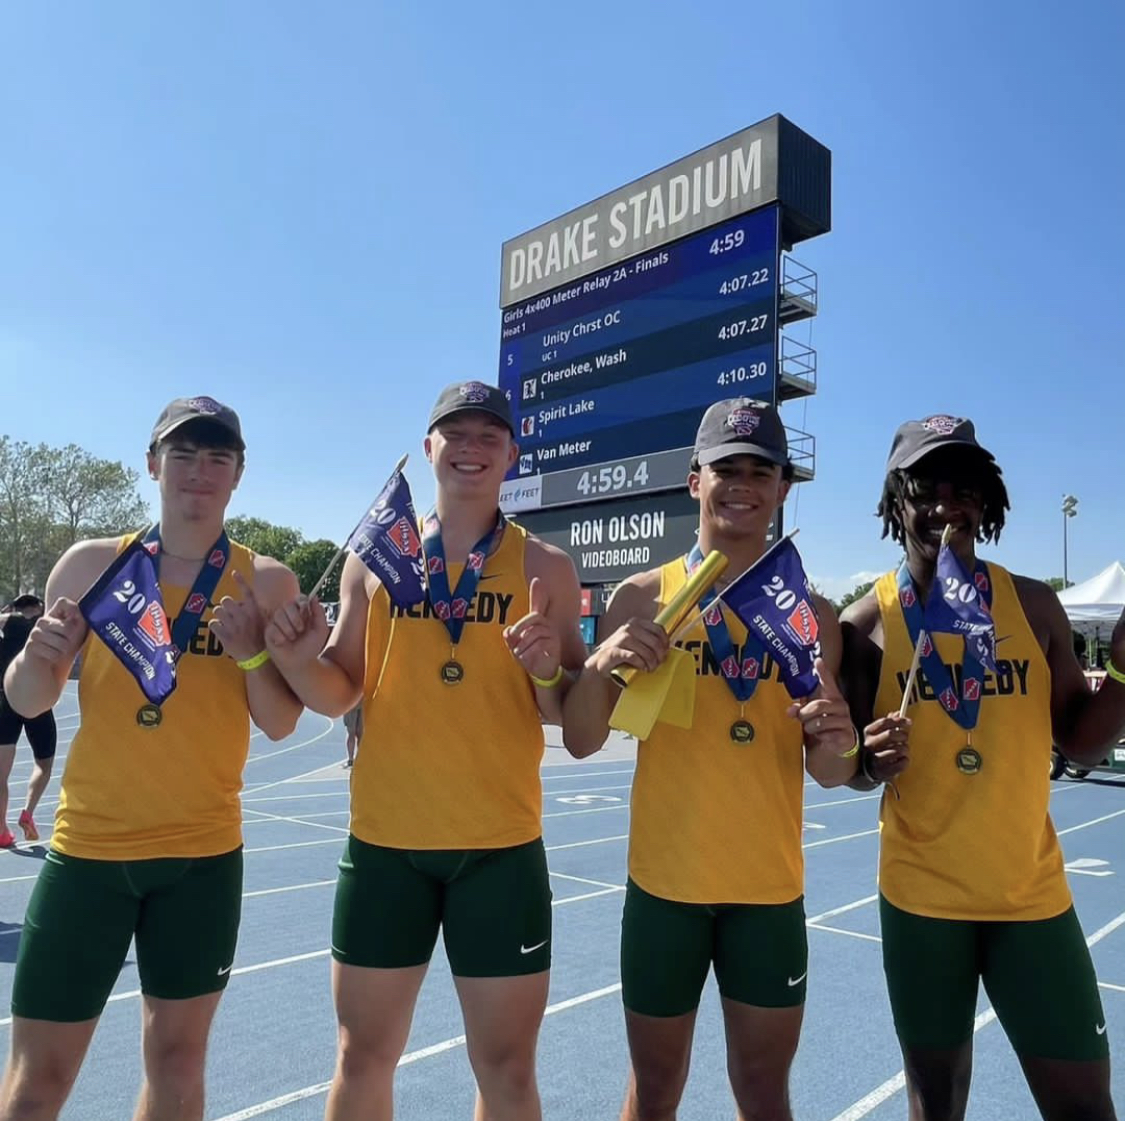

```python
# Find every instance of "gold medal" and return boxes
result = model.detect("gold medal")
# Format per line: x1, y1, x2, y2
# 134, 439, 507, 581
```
956, 746, 982, 775
730, 719, 754, 744
440, 659, 465, 686
136, 703, 163, 729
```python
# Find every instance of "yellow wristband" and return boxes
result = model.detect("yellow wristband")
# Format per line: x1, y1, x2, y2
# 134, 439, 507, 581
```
840, 727, 860, 759
529, 665, 565, 689
1106, 660, 1125, 685
236, 650, 271, 672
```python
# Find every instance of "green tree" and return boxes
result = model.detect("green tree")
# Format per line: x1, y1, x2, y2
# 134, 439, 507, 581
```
0, 437, 53, 600
286, 539, 342, 602
1044, 577, 1066, 592
836, 580, 876, 614
0, 438, 150, 599
225, 516, 304, 561
45, 444, 148, 546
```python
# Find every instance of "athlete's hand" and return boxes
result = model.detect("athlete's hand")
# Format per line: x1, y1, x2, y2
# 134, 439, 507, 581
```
504, 577, 562, 683
586, 617, 670, 678
209, 570, 267, 662
264, 594, 330, 667
24, 598, 87, 666
788, 658, 856, 756
862, 713, 912, 781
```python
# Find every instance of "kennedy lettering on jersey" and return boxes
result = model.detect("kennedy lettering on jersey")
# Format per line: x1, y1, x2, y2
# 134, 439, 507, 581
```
896, 658, 1031, 704
391, 590, 514, 626
678, 639, 782, 682
185, 618, 226, 659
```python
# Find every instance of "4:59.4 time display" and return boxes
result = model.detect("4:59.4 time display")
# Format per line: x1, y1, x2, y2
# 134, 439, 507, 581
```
575, 461, 651, 497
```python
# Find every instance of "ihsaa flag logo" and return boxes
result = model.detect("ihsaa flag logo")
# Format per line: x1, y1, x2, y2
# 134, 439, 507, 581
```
346, 466, 427, 608
720, 538, 821, 698
79, 541, 179, 705
923, 545, 997, 672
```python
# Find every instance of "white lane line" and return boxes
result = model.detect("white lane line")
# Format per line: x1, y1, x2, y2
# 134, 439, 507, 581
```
541, 769, 634, 782
807, 923, 882, 944
803, 829, 880, 850
542, 805, 628, 820
245, 838, 340, 854
242, 792, 351, 805
549, 871, 622, 890
242, 879, 336, 899
1099, 981, 1125, 994
545, 783, 633, 797
241, 808, 350, 836
556, 886, 623, 905
804, 793, 881, 810
806, 894, 879, 925
241, 809, 349, 823
1058, 808, 1125, 836
244, 716, 336, 763
829, 906, 1125, 1120
208, 982, 623, 1121
545, 834, 629, 853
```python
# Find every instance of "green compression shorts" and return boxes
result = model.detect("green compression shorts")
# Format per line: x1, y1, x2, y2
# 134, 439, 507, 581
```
621, 878, 808, 1017
331, 835, 552, 977
880, 895, 1110, 1061
12, 847, 243, 1022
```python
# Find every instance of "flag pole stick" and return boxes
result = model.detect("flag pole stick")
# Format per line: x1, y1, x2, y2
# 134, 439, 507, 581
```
309, 454, 409, 601
896, 525, 953, 718
897, 633, 927, 719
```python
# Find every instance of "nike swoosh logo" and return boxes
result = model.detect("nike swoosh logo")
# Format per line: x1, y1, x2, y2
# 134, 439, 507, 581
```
479, 574, 502, 582
996, 635, 1012, 645
787, 972, 807, 987
217, 964, 234, 976
520, 939, 548, 954
1096, 1023, 1107, 1036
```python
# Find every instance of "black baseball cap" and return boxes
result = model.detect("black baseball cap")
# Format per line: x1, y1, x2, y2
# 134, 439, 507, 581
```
428, 381, 515, 436
886, 415, 994, 472
8, 594, 43, 610
150, 397, 245, 451
693, 398, 789, 468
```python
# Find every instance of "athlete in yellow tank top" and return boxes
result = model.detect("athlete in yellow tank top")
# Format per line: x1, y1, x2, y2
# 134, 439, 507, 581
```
564, 399, 860, 1121
265, 381, 586, 1121
0, 396, 302, 1121
841, 414, 1125, 1121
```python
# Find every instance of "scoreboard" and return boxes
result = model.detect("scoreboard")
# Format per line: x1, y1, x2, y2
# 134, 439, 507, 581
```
499, 206, 779, 514
496, 115, 830, 587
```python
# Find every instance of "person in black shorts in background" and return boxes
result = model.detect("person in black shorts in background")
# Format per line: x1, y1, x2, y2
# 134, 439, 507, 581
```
0, 595, 57, 846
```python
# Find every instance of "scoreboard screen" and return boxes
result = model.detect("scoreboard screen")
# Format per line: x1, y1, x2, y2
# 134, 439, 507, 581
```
499, 205, 779, 513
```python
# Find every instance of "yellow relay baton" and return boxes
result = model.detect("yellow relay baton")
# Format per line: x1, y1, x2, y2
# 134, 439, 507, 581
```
609, 549, 729, 690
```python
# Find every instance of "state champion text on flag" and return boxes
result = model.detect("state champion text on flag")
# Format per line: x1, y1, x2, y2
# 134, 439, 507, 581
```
717, 538, 822, 698
79, 541, 179, 705
345, 462, 427, 608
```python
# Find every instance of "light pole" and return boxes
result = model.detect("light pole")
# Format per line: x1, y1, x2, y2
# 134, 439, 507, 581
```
1062, 494, 1078, 587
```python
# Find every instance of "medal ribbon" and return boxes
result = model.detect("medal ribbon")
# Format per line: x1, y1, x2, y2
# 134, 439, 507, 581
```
896, 561, 993, 731
421, 510, 505, 646
687, 544, 769, 704
142, 525, 231, 655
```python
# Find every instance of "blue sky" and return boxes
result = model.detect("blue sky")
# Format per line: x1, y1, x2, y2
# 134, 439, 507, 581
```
3, 2, 1122, 599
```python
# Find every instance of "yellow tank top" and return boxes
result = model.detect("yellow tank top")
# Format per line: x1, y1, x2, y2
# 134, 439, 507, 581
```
351, 521, 544, 850
54, 537, 256, 860
628, 558, 806, 904
873, 563, 1070, 920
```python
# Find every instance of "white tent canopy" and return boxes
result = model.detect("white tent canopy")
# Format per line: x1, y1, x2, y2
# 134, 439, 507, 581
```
1057, 562, 1125, 626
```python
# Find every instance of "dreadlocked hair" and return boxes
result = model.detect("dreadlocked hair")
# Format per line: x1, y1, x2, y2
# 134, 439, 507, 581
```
877, 461, 1010, 546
